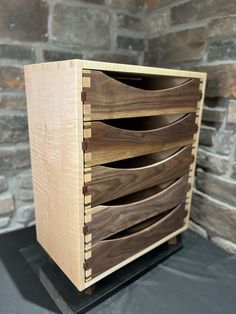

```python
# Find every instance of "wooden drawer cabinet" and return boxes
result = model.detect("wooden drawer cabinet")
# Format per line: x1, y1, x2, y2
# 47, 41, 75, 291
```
24, 60, 206, 291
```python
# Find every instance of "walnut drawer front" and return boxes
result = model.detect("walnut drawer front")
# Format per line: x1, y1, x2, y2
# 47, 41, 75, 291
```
85, 203, 187, 279
84, 146, 194, 207
86, 175, 190, 244
82, 70, 202, 121
82, 68, 203, 283
83, 113, 198, 167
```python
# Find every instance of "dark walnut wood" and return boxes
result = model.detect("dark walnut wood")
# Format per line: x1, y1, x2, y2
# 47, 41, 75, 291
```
88, 175, 189, 244
87, 146, 194, 206
85, 113, 197, 166
88, 203, 187, 278
83, 70, 202, 120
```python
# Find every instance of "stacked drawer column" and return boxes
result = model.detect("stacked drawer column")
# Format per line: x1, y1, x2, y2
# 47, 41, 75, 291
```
81, 69, 203, 283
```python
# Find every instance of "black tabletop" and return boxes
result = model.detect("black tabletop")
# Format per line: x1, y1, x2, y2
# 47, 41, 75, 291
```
0, 226, 236, 314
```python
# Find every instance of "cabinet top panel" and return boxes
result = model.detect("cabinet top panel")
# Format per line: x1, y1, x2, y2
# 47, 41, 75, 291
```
24, 59, 207, 80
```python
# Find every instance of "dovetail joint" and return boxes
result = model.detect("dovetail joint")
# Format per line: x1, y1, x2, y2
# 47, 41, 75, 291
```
81, 91, 87, 102
82, 140, 88, 151
83, 260, 90, 270
82, 184, 88, 194
83, 225, 89, 234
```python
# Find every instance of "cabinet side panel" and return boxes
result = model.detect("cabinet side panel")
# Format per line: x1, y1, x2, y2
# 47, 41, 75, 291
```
24, 61, 85, 290
185, 74, 207, 225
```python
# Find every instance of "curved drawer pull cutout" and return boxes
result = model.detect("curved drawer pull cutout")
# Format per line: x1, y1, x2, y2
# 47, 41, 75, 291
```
105, 147, 181, 169
104, 180, 172, 206
91, 112, 195, 134
86, 113, 197, 166
105, 209, 174, 241
87, 146, 194, 206
102, 113, 185, 131
103, 71, 192, 91
88, 203, 187, 278
87, 175, 189, 243
83, 70, 202, 120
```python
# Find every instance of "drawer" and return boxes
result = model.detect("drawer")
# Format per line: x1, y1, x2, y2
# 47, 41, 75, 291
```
82, 70, 202, 121
86, 175, 189, 244
84, 146, 194, 207
83, 113, 198, 166
85, 203, 187, 278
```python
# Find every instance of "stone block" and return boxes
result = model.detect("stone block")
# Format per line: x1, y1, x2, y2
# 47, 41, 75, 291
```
196, 169, 236, 207
215, 130, 234, 155
0, 94, 26, 110
147, 10, 169, 34
146, 0, 174, 9
16, 204, 35, 224
0, 44, 35, 62
231, 163, 236, 179
144, 51, 160, 67
0, 112, 28, 143
52, 4, 110, 48
195, 64, 236, 98
197, 148, 229, 175
211, 236, 236, 255
117, 13, 144, 31
0, 0, 48, 41
202, 106, 225, 123
0, 176, 8, 193
117, 36, 145, 51
227, 100, 236, 124
189, 220, 208, 238
171, 0, 236, 25
105, 0, 144, 10
0, 217, 11, 229
204, 97, 228, 109
0, 67, 24, 91
0, 144, 31, 171
199, 126, 216, 146
0, 194, 14, 215
148, 27, 205, 64
19, 189, 33, 201
79, 0, 104, 3
208, 40, 236, 62
90, 52, 139, 65
18, 171, 33, 190
208, 16, 236, 38
191, 190, 236, 243
43, 50, 83, 62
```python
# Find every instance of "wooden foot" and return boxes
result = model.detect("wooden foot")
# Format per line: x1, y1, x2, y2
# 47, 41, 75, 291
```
83, 284, 96, 295
168, 236, 177, 245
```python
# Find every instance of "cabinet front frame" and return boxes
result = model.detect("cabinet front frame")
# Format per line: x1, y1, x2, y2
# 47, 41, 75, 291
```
80, 61, 206, 289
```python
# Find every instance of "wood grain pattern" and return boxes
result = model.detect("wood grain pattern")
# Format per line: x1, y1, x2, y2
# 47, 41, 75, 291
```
185, 77, 207, 227
80, 60, 206, 80
24, 59, 206, 290
87, 146, 193, 206
24, 61, 85, 290
88, 203, 186, 278
85, 113, 197, 166
83, 70, 202, 120
87, 175, 189, 243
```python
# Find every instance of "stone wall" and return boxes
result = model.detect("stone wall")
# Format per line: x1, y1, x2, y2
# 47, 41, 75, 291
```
0, 0, 145, 233
1, 0, 236, 257
145, 0, 236, 254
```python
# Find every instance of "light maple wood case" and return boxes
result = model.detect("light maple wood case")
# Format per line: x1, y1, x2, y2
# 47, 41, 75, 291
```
24, 60, 206, 291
